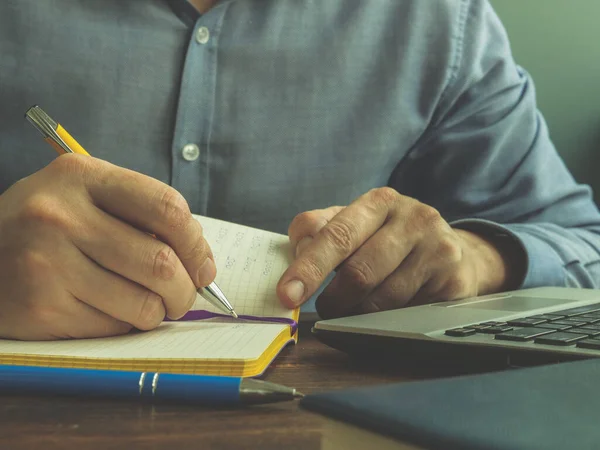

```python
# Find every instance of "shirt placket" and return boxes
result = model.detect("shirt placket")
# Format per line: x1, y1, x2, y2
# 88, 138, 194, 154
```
170, 7, 226, 215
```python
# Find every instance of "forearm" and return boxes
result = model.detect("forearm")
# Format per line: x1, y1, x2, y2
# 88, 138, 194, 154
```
386, 0, 600, 291
453, 219, 600, 290
504, 223, 600, 288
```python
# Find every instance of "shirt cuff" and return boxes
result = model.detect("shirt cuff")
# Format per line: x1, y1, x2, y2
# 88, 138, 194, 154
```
450, 218, 566, 289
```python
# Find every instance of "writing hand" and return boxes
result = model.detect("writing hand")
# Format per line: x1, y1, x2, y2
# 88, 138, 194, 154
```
277, 188, 518, 318
0, 155, 215, 340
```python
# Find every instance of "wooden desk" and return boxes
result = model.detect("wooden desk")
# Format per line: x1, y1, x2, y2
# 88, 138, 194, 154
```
0, 322, 436, 450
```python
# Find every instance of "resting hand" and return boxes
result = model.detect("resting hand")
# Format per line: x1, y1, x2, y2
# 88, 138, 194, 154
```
277, 188, 518, 318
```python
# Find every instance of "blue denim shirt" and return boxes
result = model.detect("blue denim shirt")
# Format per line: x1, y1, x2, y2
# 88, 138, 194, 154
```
1, 0, 600, 302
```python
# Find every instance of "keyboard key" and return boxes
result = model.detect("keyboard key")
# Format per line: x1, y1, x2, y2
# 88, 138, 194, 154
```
468, 325, 492, 331
541, 313, 567, 319
445, 328, 476, 337
572, 327, 600, 337
534, 332, 588, 346
560, 304, 600, 317
560, 318, 592, 326
529, 314, 566, 321
477, 326, 514, 334
579, 311, 600, 319
577, 323, 600, 332
577, 315, 600, 324
562, 320, 588, 327
577, 339, 600, 350
506, 318, 548, 327
495, 327, 553, 342
536, 323, 573, 331
549, 320, 581, 328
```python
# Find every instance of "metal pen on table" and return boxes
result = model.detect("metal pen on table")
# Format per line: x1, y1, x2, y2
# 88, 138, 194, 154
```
24, 105, 238, 319
0, 365, 303, 405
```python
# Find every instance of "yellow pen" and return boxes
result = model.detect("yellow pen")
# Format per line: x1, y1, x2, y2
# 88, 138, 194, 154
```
25, 105, 90, 156
24, 105, 238, 319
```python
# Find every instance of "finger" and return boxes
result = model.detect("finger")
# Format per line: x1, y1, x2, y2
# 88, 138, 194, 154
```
73, 206, 197, 320
351, 246, 431, 317
288, 207, 344, 256
355, 228, 476, 314
66, 247, 166, 330
314, 219, 415, 319
409, 265, 477, 307
75, 156, 215, 287
6, 293, 132, 341
278, 190, 395, 308
58, 297, 133, 340
395, 231, 476, 307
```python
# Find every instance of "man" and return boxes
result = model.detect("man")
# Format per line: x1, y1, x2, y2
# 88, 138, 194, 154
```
1, 0, 599, 340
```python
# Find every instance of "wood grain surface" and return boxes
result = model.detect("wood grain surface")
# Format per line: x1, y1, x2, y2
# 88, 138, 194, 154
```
0, 322, 481, 449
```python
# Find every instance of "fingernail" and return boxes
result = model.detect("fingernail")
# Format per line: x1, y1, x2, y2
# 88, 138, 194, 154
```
295, 236, 313, 257
197, 257, 216, 286
284, 279, 306, 306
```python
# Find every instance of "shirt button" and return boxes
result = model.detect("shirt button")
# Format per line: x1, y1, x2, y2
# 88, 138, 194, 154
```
181, 144, 200, 161
195, 27, 210, 44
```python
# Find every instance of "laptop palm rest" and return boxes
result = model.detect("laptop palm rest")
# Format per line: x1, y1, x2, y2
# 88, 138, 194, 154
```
437, 295, 571, 312
311, 288, 600, 368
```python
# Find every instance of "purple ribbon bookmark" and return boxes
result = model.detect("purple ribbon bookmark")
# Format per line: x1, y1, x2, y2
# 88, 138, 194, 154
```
165, 310, 298, 335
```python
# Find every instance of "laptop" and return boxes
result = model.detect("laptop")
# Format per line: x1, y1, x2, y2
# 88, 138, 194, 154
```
311, 287, 600, 367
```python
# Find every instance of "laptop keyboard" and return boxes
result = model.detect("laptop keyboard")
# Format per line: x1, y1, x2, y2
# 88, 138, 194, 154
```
445, 302, 600, 350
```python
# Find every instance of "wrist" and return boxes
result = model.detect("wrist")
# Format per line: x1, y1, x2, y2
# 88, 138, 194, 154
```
455, 229, 523, 295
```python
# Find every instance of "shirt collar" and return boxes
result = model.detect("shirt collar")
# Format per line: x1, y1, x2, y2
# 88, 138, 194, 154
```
166, 0, 200, 27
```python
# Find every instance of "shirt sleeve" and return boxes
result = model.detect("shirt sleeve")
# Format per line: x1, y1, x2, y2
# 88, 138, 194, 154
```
388, 0, 600, 289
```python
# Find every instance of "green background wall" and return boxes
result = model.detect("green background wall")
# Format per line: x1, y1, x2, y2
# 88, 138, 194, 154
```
491, 0, 600, 202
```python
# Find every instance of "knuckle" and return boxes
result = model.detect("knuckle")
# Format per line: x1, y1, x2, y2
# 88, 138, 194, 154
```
25, 303, 58, 330
368, 187, 399, 205
443, 275, 470, 299
382, 280, 414, 308
18, 249, 53, 280
150, 245, 178, 281
340, 259, 376, 291
415, 204, 443, 227
166, 285, 197, 320
320, 220, 357, 254
158, 188, 191, 231
20, 194, 67, 229
48, 153, 94, 176
436, 235, 463, 263
296, 258, 328, 285
290, 210, 326, 236
136, 291, 164, 330
182, 288, 198, 316
183, 226, 209, 261
188, 238, 209, 262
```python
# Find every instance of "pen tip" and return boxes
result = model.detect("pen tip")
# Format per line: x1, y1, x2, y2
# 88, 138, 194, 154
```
231, 310, 239, 319
293, 390, 305, 399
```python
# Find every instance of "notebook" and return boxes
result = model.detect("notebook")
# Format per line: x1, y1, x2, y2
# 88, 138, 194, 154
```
0, 215, 299, 377
301, 359, 600, 450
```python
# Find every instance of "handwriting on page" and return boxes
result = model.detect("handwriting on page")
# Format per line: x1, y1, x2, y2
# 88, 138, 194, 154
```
193, 216, 293, 319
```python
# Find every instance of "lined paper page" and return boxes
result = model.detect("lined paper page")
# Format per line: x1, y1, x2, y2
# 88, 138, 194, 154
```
0, 321, 287, 360
195, 215, 294, 319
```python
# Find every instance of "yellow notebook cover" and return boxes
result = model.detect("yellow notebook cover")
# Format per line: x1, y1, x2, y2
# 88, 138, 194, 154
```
0, 215, 299, 377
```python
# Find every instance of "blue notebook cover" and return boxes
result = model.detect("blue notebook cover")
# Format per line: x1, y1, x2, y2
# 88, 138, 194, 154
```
300, 358, 600, 450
